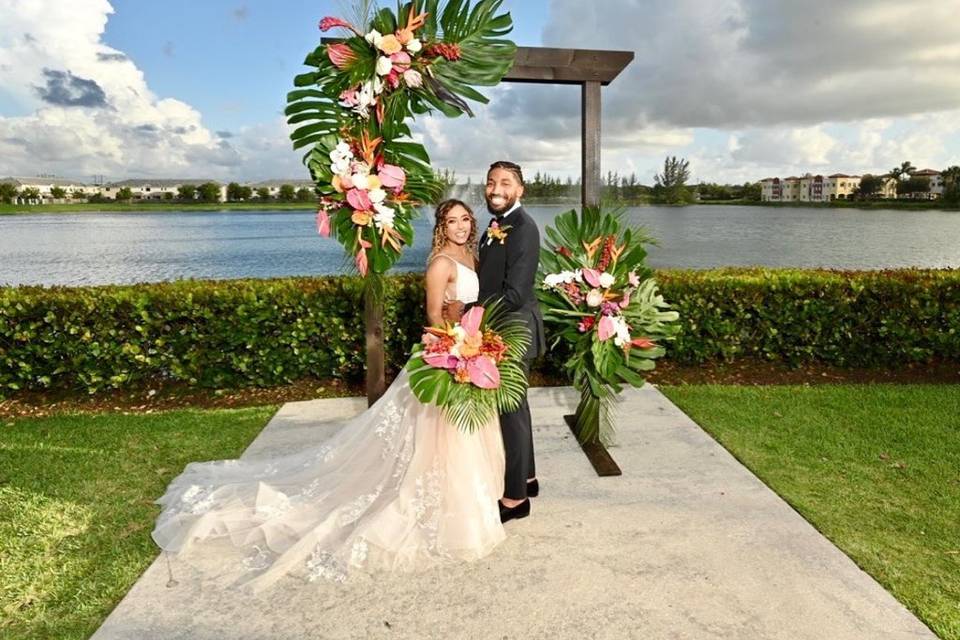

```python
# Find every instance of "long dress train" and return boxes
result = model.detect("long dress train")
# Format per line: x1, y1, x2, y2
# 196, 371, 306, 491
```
152, 257, 505, 591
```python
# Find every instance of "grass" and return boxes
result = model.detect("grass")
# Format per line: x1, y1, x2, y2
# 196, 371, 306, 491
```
0, 407, 276, 640
659, 383, 960, 640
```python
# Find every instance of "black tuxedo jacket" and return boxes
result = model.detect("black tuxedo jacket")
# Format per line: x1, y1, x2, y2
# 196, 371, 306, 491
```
476, 205, 546, 361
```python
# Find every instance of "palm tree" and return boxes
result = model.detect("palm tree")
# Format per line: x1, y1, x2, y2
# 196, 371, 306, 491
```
891, 160, 916, 182
941, 165, 960, 186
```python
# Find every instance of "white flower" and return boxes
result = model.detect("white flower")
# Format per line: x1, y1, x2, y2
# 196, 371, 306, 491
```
544, 270, 579, 288
611, 315, 631, 347
373, 76, 384, 95
403, 69, 423, 88
335, 141, 352, 157
376, 56, 393, 76
586, 288, 604, 307
365, 29, 383, 47
406, 38, 422, 53
357, 81, 376, 109
373, 202, 395, 229
599, 272, 615, 288
351, 173, 370, 190
331, 158, 352, 177
368, 188, 387, 204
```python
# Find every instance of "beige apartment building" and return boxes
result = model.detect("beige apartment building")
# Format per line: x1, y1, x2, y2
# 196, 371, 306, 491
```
0, 176, 93, 203
762, 173, 862, 202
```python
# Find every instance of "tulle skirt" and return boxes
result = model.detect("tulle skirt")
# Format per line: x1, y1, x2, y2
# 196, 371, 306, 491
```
152, 366, 506, 591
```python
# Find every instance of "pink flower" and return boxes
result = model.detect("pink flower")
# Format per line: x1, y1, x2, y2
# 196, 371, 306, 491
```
597, 315, 616, 341
424, 353, 459, 369
586, 288, 604, 307
326, 43, 356, 70
403, 69, 423, 88
378, 164, 406, 192
460, 305, 484, 337
389, 51, 411, 72
339, 87, 359, 106
319, 17, 355, 32
355, 237, 372, 276
346, 188, 372, 211
316, 209, 331, 237
577, 316, 595, 333
619, 291, 632, 309
466, 355, 500, 389
630, 337, 656, 349
628, 271, 640, 287
582, 268, 602, 288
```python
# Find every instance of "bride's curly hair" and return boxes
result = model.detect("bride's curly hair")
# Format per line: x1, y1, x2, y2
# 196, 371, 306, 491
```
428, 199, 478, 262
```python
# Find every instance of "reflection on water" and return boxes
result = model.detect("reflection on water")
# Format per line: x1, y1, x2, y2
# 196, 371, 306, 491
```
1, 205, 958, 286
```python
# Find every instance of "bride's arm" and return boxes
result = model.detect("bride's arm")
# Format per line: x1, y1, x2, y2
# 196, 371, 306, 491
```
424, 259, 453, 326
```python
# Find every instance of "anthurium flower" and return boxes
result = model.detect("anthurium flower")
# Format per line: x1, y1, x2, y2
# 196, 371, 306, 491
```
467, 355, 500, 389
346, 188, 372, 211
459, 305, 484, 336
326, 43, 356, 70
378, 164, 406, 192
597, 314, 615, 341
582, 267, 602, 288
619, 291, 632, 309
424, 353, 459, 369
316, 209, 331, 237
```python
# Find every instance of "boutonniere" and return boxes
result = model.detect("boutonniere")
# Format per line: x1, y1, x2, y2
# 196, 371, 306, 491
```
486, 220, 512, 246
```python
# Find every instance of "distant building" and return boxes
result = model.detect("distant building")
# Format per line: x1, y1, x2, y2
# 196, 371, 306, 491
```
101, 179, 227, 202
246, 179, 315, 199
909, 169, 942, 199
0, 176, 92, 204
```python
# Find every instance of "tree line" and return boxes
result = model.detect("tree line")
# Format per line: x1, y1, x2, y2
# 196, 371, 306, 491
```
0, 182, 319, 204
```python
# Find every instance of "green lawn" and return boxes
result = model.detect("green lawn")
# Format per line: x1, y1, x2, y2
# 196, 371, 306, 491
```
2, 385, 958, 638
0, 407, 276, 640
660, 384, 960, 640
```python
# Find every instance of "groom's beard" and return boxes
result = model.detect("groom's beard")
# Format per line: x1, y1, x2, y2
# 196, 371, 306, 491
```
485, 195, 517, 215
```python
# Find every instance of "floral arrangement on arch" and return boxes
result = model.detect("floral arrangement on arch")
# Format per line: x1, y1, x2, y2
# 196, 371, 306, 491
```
537, 205, 681, 445
407, 302, 530, 432
288, 0, 516, 276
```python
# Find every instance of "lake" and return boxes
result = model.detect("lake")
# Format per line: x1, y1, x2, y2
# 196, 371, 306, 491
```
1, 205, 958, 286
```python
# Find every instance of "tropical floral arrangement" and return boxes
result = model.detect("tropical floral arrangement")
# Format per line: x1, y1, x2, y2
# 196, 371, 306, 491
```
288, 0, 516, 276
537, 205, 681, 445
407, 302, 530, 431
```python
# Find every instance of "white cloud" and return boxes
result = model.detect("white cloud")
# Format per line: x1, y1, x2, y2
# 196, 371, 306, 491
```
0, 0, 254, 180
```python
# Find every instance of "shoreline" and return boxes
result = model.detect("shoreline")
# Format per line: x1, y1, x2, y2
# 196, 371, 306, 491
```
2, 199, 958, 215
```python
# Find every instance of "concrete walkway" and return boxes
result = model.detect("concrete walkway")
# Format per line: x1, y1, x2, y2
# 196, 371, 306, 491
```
92, 385, 937, 640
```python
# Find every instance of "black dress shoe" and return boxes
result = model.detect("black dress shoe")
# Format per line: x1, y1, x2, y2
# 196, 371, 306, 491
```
499, 499, 531, 523
527, 479, 539, 498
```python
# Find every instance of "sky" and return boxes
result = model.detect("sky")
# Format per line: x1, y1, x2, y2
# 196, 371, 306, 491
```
1, 0, 959, 185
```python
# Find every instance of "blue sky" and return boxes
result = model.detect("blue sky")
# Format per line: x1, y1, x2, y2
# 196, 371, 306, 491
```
1, 0, 959, 184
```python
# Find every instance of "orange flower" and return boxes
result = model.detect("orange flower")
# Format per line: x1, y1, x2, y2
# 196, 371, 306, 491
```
352, 210, 372, 226
359, 130, 382, 167
459, 332, 483, 359
396, 6, 428, 44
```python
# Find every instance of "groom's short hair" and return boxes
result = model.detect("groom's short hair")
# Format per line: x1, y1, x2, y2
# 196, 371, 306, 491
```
488, 160, 524, 186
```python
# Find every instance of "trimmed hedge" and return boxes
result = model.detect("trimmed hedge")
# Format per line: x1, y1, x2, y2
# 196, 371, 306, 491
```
1, 268, 958, 396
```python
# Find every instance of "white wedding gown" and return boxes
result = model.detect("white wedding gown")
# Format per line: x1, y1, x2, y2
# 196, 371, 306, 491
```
152, 257, 506, 591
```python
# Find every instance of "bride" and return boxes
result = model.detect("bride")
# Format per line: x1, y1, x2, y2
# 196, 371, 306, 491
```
152, 199, 507, 591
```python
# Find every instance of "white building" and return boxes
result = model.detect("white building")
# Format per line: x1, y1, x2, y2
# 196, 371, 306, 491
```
0, 176, 93, 203
100, 179, 227, 202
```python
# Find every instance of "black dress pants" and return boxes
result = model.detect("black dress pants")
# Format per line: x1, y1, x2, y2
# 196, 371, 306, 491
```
501, 357, 536, 499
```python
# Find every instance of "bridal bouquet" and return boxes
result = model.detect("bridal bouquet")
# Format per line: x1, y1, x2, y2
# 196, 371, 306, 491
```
288, 0, 516, 276
407, 302, 530, 431
538, 205, 680, 444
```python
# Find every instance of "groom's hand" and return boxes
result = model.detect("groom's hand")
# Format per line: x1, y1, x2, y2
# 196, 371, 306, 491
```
442, 301, 465, 324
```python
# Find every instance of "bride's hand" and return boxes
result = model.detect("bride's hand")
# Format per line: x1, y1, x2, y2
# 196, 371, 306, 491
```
442, 300, 465, 324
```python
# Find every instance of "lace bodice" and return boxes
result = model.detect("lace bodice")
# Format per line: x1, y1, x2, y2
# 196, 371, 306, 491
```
430, 254, 479, 304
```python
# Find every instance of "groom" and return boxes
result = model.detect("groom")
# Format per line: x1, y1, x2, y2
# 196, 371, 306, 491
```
447, 160, 546, 523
